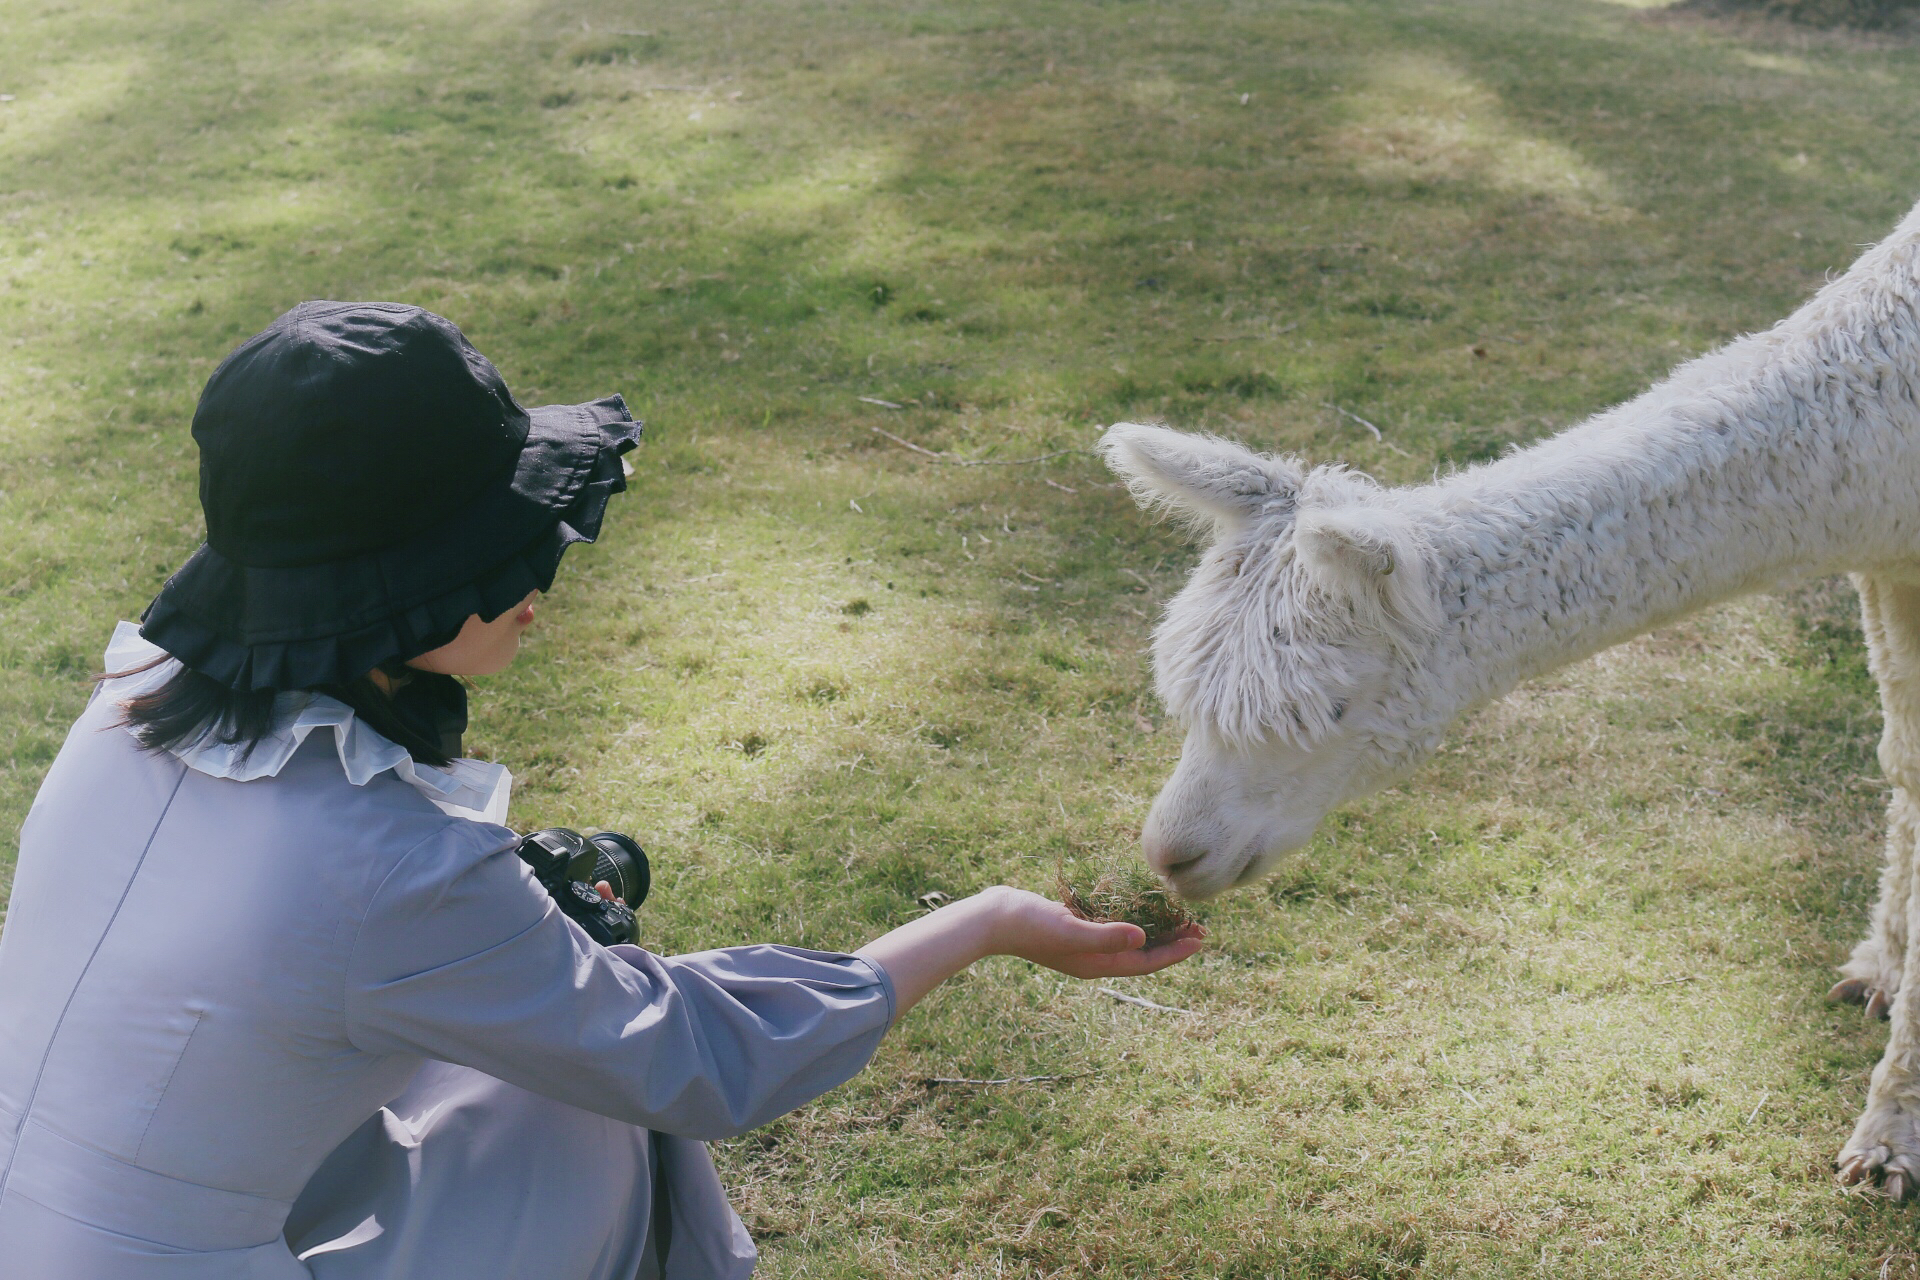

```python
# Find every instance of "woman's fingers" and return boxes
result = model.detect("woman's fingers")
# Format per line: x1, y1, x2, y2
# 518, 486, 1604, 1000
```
1039, 921, 1206, 978
1071, 918, 1148, 954
1105, 933, 1206, 976
984, 887, 1206, 977
1088, 920, 1204, 956
1056, 933, 1204, 979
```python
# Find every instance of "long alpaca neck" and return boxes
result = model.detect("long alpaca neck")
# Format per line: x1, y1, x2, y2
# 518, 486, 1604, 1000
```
1409, 209, 1920, 721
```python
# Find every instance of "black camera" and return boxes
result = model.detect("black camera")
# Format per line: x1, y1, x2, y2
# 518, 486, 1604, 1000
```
514, 827, 651, 947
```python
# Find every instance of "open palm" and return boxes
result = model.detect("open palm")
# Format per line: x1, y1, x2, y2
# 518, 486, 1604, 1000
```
983, 888, 1205, 979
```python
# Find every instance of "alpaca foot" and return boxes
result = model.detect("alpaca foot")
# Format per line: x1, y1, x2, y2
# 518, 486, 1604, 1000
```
1830, 977, 1897, 1020
1834, 941, 1903, 1021
1831, 976, 1871, 1004
1837, 1098, 1920, 1199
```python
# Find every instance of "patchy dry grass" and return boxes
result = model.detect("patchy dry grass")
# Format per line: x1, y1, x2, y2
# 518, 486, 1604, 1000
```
6, 0, 1920, 1273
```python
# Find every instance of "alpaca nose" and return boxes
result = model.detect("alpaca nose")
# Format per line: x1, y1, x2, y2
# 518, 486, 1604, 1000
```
1153, 847, 1206, 878
1141, 826, 1214, 882
1148, 842, 1241, 899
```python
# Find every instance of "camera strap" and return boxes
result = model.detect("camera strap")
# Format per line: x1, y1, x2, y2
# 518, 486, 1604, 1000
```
647, 1130, 672, 1272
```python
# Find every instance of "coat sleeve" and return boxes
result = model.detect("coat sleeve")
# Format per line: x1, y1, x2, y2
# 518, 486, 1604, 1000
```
342, 823, 896, 1140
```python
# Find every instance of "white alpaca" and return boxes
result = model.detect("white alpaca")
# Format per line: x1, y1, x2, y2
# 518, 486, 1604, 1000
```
1100, 195, 1920, 1198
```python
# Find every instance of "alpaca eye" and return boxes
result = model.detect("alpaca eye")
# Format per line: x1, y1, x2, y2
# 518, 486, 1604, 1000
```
1330, 700, 1348, 723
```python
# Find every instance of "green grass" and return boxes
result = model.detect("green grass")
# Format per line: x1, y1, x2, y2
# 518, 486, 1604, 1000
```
6, 0, 1920, 1273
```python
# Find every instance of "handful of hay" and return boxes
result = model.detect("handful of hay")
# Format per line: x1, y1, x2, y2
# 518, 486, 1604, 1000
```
1057, 860, 1196, 948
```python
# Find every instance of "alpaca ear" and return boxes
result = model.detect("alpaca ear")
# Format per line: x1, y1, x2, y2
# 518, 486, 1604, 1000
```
1295, 506, 1441, 640
1098, 423, 1301, 529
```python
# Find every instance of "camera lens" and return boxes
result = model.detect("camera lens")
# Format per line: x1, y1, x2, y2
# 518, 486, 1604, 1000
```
587, 831, 650, 908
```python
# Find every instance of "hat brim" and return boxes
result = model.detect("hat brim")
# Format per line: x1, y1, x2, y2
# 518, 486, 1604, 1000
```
140, 395, 640, 691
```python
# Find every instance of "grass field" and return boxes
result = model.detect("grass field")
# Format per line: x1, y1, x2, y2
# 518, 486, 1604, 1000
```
9, 0, 1920, 1273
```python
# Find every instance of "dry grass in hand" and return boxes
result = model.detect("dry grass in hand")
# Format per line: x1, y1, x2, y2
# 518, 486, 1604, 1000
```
1058, 860, 1196, 947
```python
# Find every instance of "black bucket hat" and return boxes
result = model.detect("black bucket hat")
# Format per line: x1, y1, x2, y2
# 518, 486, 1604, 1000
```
140, 301, 641, 691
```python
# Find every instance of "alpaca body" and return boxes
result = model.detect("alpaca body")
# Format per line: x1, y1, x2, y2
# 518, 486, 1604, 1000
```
1100, 196, 1920, 1196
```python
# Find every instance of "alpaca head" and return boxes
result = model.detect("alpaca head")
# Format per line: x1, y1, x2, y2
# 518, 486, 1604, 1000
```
1100, 423, 1445, 898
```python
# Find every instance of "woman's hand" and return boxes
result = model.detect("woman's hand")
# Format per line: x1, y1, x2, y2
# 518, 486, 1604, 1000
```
856, 884, 1205, 1022
974, 885, 1204, 979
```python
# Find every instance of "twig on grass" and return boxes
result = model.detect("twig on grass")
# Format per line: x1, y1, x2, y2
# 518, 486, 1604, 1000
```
868, 425, 1092, 467
1652, 974, 1700, 986
858, 395, 905, 410
981, 1206, 1074, 1246
1747, 1090, 1770, 1126
1320, 401, 1412, 457
920, 1072, 1096, 1087
945, 447, 1091, 467
1098, 986, 1197, 1016
1320, 400, 1382, 440
869, 425, 942, 458
1018, 1206, 1071, 1238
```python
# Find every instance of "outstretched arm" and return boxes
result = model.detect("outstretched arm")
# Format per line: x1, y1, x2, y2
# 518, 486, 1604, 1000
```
856, 885, 1205, 1021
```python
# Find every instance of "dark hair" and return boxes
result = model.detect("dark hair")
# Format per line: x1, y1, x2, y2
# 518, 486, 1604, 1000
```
104, 658, 455, 769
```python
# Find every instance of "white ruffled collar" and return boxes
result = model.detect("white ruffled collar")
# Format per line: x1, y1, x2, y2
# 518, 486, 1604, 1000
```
101, 622, 513, 825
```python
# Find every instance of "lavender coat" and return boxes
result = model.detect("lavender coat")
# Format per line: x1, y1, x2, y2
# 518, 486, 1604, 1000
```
0, 639, 895, 1279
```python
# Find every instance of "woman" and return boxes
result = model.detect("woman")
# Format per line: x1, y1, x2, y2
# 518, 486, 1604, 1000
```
0, 302, 1202, 1279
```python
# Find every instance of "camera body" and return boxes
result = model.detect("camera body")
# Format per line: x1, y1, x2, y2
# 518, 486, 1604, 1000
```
514, 827, 651, 947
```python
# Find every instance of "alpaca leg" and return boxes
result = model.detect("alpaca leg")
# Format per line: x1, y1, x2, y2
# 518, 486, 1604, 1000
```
1832, 575, 1920, 1019
1837, 874, 1920, 1199
1830, 793, 1915, 1019
1835, 575, 1920, 1195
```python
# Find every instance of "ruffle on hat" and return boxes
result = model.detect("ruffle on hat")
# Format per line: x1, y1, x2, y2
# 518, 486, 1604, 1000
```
141, 396, 640, 691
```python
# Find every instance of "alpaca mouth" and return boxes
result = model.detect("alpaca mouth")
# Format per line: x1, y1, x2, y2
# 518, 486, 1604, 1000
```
1231, 856, 1272, 888
1155, 844, 1259, 900
1152, 816, 1319, 898
1155, 852, 1211, 888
